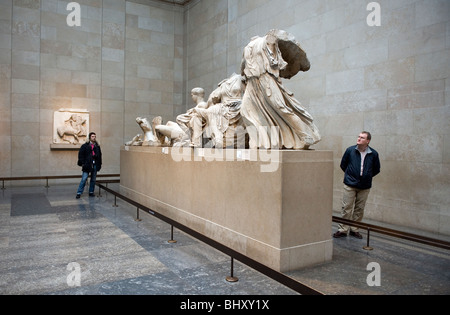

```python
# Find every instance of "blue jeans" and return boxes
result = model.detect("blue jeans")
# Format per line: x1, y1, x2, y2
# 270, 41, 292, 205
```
77, 165, 97, 195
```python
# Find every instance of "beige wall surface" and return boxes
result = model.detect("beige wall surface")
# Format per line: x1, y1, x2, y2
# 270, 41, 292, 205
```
0, 0, 184, 176
1, 0, 449, 235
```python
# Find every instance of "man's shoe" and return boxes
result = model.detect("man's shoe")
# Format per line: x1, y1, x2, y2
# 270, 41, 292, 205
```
89, 193, 95, 197
350, 231, 363, 239
333, 231, 347, 238
76, 194, 81, 199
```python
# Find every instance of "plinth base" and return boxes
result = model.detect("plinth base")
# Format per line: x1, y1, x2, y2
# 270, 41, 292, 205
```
120, 146, 333, 272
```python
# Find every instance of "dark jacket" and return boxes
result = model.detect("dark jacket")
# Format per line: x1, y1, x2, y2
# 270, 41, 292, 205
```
340, 145, 380, 189
78, 142, 102, 173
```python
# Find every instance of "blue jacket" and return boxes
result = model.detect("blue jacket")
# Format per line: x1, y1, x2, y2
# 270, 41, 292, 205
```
340, 145, 380, 189
77, 142, 102, 173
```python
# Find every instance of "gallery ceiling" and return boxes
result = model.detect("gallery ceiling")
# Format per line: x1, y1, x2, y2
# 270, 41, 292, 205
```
151, 0, 193, 6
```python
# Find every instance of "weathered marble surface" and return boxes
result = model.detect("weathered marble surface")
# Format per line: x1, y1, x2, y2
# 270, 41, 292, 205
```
53, 109, 89, 146
126, 30, 321, 150
120, 146, 334, 272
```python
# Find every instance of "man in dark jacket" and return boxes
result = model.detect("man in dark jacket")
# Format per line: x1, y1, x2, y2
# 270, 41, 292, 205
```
76, 132, 102, 198
333, 131, 380, 239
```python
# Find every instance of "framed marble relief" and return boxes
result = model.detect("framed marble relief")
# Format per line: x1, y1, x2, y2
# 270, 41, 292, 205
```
50, 109, 89, 150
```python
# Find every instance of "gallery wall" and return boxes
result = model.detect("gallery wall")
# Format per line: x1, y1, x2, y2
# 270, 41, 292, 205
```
1, 0, 448, 235
0, 0, 184, 177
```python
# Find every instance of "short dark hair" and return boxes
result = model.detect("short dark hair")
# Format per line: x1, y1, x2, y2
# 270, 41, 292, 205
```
361, 131, 371, 141
89, 132, 96, 138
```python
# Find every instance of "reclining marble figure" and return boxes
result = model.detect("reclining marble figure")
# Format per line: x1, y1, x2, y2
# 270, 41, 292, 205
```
125, 29, 321, 150
126, 73, 247, 148
189, 73, 246, 148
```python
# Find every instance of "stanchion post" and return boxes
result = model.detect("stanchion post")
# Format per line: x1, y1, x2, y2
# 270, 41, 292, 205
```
168, 225, 177, 243
363, 227, 374, 250
226, 257, 239, 282
135, 207, 142, 221
113, 195, 118, 207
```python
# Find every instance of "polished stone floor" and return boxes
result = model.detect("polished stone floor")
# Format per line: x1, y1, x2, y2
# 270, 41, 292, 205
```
0, 183, 449, 296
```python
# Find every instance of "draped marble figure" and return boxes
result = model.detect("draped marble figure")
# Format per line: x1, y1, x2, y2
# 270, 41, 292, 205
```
127, 74, 246, 148
240, 29, 321, 150
194, 73, 246, 148
176, 87, 208, 147
126, 30, 320, 151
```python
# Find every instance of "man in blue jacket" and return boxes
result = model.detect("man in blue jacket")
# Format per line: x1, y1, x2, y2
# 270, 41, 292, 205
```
333, 131, 380, 239
76, 132, 102, 199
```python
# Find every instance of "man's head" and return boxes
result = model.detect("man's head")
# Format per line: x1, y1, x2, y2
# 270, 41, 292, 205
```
89, 132, 96, 143
357, 131, 371, 148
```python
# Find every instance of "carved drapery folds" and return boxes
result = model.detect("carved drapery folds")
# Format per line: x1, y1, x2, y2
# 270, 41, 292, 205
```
126, 30, 320, 150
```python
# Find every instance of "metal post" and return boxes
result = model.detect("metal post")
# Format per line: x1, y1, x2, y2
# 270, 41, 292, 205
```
226, 257, 239, 282
363, 228, 373, 250
168, 225, 177, 243
1, 180, 4, 190
113, 195, 118, 207
45, 178, 49, 188
135, 207, 142, 221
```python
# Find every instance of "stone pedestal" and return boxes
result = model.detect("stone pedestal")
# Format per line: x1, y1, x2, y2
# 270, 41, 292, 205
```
120, 146, 333, 272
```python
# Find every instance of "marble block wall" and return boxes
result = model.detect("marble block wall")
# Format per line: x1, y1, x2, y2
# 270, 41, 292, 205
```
0, 0, 184, 176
